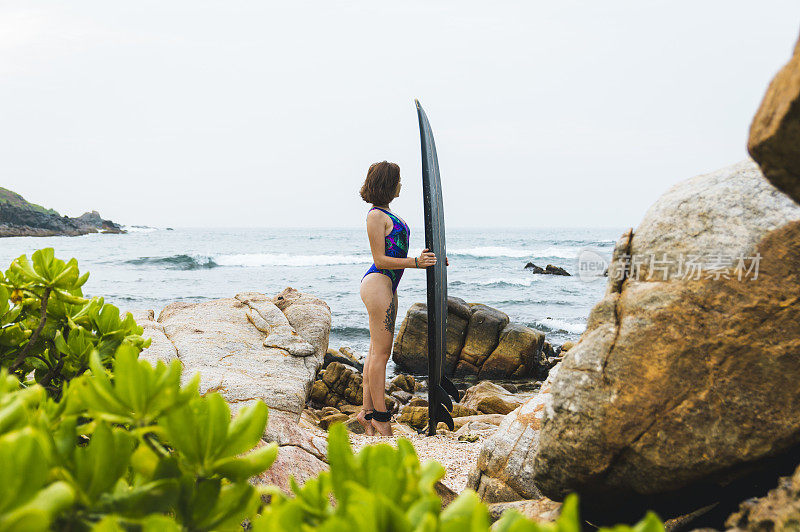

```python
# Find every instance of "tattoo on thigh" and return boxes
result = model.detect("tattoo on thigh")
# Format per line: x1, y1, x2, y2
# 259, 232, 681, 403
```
384, 298, 397, 333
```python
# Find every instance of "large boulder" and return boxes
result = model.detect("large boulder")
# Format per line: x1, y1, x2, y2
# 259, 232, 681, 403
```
478, 324, 545, 380
457, 304, 510, 375
126, 309, 180, 367
749, 32, 800, 205
461, 381, 536, 415
392, 297, 546, 379
136, 288, 332, 493
392, 297, 470, 374
155, 292, 327, 415
531, 161, 800, 512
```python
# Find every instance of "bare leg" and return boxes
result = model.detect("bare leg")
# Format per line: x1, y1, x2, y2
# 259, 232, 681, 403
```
356, 341, 376, 435
360, 273, 396, 436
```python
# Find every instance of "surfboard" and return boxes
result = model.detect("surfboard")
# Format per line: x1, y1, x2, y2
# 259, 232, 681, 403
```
415, 99, 460, 436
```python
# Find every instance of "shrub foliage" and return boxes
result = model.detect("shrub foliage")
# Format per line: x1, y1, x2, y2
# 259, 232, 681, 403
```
0, 248, 149, 396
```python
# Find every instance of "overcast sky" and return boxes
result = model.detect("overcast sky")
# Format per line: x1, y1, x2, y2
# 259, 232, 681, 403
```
1, 1, 798, 229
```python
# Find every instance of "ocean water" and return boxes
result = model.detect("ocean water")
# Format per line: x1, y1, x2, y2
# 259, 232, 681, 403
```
0, 227, 622, 357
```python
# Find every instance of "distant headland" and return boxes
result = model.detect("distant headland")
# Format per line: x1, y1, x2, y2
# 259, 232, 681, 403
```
0, 187, 124, 237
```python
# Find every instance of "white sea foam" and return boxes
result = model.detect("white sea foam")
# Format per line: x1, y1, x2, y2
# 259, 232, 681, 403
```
444, 246, 581, 259
534, 318, 586, 334
449, 246, 532, 258
214, 253, 373, 267
528, 246, 581, 259
472, 277, 538, 287
121, 225, 158, 233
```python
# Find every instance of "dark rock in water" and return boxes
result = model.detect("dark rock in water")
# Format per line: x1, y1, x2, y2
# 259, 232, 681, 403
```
524, 262, 570, 276
545, 264, 570, 275
0, 190, 124, 237
541, 341, 555, 359
75, 210, 123, 233
524, 262, 545, 274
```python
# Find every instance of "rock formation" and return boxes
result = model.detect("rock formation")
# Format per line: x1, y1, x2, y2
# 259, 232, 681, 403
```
466, 364, 561, 503
460, 381, 536, 416
392, 297, 548, 379
133, 287, 332, 493
0, 188, 123, 237
724, 461, 800, 531
529, 160, 800, 517
468, 160, 800, 526
749, 32, 800, 205
523, 263, 570, 276
309, 361, 364, 408
397, 404, 479, 431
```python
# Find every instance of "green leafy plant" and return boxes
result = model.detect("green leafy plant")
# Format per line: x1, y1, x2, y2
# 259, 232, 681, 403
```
0, 248, 150, 396
0, 345, 277, 531
253, 423, 665, 532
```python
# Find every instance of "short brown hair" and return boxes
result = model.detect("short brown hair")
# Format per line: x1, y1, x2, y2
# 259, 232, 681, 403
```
359, 161, 400, 205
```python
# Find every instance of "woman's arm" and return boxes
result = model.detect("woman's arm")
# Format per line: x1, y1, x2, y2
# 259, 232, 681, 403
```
366, 210, 436, 269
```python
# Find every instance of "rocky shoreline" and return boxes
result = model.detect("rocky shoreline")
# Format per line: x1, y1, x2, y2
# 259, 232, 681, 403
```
131, 160, 800, 529
0, 187, 123, 237
127, 158, 800, 529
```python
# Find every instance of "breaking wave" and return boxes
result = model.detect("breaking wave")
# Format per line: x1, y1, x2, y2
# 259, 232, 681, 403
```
126, 252, 373, 269
533, 317, 586, 335
214, 253, 372, 267
445, 246, 582, 259
125, 254, 219, 270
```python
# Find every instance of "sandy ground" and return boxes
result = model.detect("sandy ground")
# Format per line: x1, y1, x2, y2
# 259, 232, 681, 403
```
349, 423, 488, 494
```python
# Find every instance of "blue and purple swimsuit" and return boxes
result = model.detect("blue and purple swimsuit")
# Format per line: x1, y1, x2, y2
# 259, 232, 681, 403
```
362, 206, 410, 293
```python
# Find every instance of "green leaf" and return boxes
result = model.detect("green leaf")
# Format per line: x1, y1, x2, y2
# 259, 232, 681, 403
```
0, 481, 74, 532
219, 400, 269, 457
440, 490, 490, 532
72, 422, 136, 503
554, 494, 581, 532
212, 442, 278, 481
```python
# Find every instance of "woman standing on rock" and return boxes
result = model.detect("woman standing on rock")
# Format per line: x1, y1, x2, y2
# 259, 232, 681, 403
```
358, 161, 439, 436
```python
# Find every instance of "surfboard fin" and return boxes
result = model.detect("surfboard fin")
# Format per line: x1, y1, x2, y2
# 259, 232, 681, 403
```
441, 376, 460, 403
434, 384, 453, 412
431, 402, 455, 431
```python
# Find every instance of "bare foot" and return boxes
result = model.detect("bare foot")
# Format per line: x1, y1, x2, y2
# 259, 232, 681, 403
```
371, 419, 393, 437
356, 409, 376, 436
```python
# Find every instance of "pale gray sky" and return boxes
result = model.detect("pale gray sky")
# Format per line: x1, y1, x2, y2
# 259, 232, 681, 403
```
1, 1, 798, 228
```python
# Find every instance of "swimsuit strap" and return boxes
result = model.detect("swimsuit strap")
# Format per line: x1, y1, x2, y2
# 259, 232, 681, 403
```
370, 206, 406, 228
